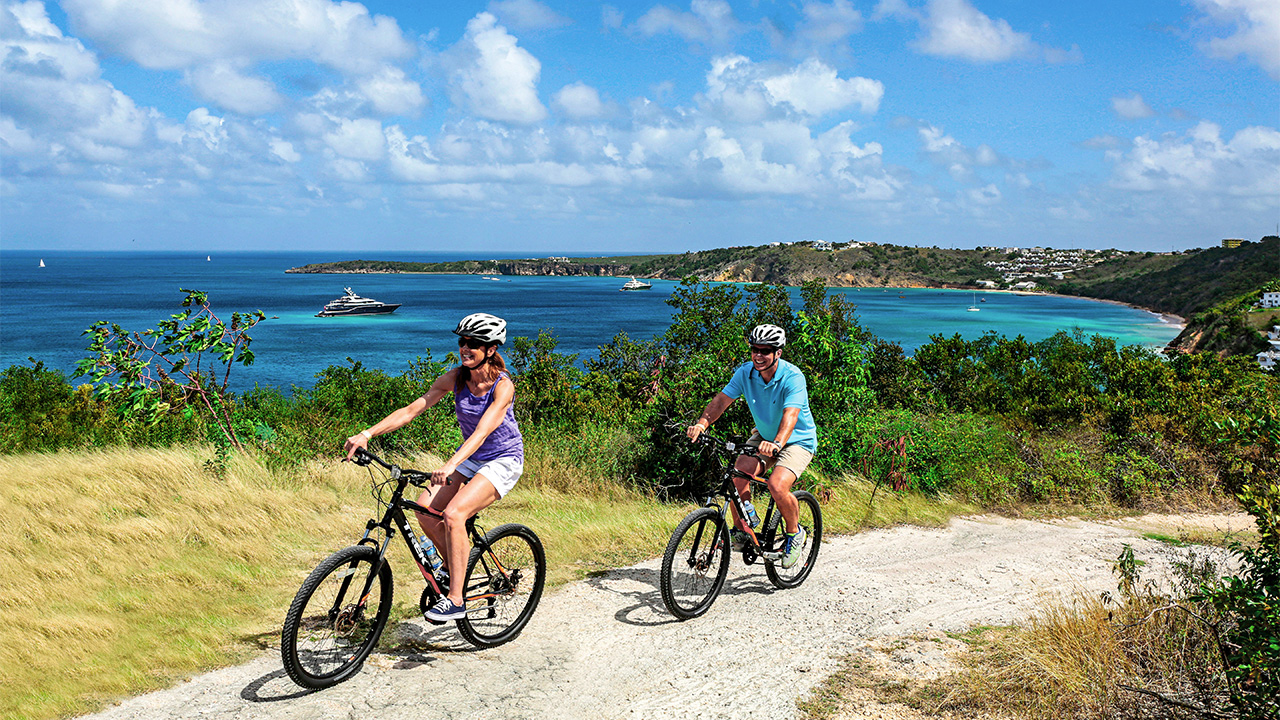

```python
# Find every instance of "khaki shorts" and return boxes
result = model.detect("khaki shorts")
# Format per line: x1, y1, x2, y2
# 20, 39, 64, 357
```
746, 431, 814, 479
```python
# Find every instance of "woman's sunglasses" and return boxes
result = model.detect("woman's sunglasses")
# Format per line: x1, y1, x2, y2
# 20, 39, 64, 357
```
458, 337, 488, 350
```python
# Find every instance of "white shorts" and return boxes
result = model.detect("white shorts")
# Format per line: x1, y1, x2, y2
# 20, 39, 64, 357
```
456, 455, 523, 498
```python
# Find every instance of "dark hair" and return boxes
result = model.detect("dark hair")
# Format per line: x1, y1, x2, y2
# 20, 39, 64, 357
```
455, 346, 507, 392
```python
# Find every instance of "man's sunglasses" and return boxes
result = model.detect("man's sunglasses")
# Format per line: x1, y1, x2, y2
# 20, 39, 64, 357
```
458, 337, 489, 350
749, 345, 777, 355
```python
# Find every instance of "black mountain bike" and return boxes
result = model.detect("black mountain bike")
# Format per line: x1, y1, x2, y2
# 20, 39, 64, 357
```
659, 430, 822, 620
280, 448, 546, 689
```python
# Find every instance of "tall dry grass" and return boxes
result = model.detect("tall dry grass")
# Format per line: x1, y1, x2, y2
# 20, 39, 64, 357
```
1, 442, 973, 720
932, 587, 1227, 719
0, 444, 688, 720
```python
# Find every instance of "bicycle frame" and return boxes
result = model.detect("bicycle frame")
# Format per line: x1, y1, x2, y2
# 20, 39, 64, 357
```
699, 437, 786, 564
344, 451, 502, 619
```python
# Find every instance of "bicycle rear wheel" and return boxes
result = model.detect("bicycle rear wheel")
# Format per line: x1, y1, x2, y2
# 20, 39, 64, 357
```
281, 545, 393, 689
457, 523, 546, 648
765, 490, 822, 589
660, 507, 731, 620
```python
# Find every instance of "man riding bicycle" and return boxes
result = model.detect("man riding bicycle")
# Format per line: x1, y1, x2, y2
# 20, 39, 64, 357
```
686, 324, 817, 569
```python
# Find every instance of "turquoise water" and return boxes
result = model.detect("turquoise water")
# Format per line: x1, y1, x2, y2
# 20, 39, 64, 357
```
0, 251, 1180, 391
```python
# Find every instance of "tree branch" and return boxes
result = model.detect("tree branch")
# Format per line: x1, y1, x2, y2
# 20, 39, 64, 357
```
1116, 684, 1231, 720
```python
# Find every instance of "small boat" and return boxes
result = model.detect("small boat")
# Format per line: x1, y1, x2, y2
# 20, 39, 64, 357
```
316, 288, 400, 317
39, 259, 45, 268
967, 292, 980, 312
620, 276, 652, 291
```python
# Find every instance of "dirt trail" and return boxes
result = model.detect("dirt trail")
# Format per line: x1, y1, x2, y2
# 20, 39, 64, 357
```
79, 514, 1249, 720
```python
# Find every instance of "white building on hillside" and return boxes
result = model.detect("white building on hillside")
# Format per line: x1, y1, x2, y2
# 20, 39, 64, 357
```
1261, 292, 1280, 308
976, 280, 997, 288
1011, 280, 1038, 290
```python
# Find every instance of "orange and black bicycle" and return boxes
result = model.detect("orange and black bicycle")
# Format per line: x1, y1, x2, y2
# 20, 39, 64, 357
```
280, 448, 544, 688
659, 429, 822, 620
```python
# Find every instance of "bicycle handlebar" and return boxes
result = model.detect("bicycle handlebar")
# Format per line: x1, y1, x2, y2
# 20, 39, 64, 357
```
347, 448, 437, 486
683, 426, 761, 459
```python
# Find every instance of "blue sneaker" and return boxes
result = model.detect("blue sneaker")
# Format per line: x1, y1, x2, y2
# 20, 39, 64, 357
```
425, 596, 467, 622
782, 527, 807, 569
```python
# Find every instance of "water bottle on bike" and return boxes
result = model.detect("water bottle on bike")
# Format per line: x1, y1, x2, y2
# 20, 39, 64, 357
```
419, 535, 444, 573
740, 499, 759, 528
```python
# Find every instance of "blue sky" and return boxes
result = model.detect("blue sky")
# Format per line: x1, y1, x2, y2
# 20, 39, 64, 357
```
1, 0, 1277, 254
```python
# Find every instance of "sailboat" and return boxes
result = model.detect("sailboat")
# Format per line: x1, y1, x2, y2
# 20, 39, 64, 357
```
967, 292, 980, 312
207, 255, 211, 261
39, 259, 45, 268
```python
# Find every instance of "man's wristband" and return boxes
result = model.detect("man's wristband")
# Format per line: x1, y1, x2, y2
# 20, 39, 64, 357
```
360, 430, 373, 441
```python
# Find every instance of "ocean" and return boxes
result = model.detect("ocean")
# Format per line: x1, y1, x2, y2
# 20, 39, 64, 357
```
0, 250, 1181, 391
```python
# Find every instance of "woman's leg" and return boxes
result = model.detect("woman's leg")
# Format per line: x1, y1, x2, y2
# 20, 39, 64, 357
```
441, 474, 501, 606
417, 481, 459, 552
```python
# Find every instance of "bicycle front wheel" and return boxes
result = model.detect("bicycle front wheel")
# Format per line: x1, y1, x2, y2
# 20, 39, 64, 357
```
660, 507, 730, 620
457, 523, 546, 648
280, 545, 393, 689
765, 490, 822, 589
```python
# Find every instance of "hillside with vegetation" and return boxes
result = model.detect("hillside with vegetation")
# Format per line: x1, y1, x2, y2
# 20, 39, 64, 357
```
1049, 235, 1279, 318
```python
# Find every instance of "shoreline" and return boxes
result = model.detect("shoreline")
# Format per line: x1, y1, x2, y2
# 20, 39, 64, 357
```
288, 266, 1188, 332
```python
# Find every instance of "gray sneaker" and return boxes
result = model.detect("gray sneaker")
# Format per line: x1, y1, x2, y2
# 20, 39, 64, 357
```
730, 529, 751, 551
781, 527, 807, 569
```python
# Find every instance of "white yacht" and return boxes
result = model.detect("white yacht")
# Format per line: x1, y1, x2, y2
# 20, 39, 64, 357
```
316, 288, 401, 317
620, 276, 653, 291
967, 291, 980, 312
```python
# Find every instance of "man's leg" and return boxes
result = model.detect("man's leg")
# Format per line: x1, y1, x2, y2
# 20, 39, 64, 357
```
766, 466, 800, 534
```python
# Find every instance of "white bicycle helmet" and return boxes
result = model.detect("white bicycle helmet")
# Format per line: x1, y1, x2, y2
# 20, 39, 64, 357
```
747, 324, 787, 348
454, 313, 507, 345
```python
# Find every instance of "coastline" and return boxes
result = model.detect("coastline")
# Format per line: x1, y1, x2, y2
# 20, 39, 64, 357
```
288, 263, 1188, 332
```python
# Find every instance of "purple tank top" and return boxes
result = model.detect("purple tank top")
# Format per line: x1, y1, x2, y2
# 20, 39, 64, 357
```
455, 372, 524, 463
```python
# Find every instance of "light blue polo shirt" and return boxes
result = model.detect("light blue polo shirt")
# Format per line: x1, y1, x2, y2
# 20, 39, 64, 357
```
721, 358, 818, 453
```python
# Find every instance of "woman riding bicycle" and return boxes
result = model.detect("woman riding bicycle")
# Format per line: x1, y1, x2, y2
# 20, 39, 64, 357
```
344, 312, 523, 622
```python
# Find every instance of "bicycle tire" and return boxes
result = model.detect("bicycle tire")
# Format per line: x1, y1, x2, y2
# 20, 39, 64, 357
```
660, 507, 731, 620
280, 545, 393, 689
764, 490, 822, 589
457, 523, 546, 648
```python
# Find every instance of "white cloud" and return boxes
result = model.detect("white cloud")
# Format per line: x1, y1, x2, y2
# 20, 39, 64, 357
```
270, 138, 301, 163
553, 82, 605, 119
966, 183, 1001, 205
487, 0, 570, 32
444, 12, 546, 125
634, 0, 739, 46
1, 0, 152, 158
1109, 121, 1280, 196
1111, 93, 1154, 120
704, 55, 882, 122
762, 58, 883, 115
1193, 0, 1280, 79
771, 0, 863, 53
356, 67, 425, 116
914, 0, 1034, 62
323, 118, 385, 160
879, 0, 1075, 64
60, 0, 412, 74
187, 62, 283, 115
601, 5, 624, 31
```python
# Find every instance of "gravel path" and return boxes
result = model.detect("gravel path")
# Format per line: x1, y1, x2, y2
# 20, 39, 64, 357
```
80, 514, 1246, 720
